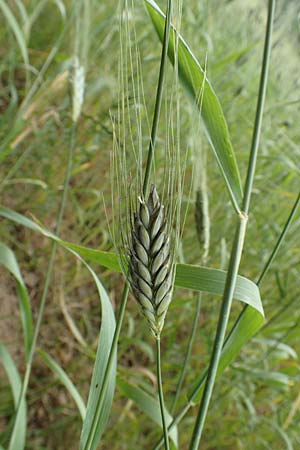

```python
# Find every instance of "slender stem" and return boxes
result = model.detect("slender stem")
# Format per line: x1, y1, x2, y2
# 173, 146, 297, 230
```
242, 0, 276, 214
156, 336, 170, 450
84, 1, 173, 447
9, 123, 76, 448
142, 0, 172, 197
188, 2, 276, 448
171, 293, 202, 414
83, 283, 130, 450
257, 190, 300, 285
152, 400, 192, 450
153, 175, 297, 450
188, 214, 248, 450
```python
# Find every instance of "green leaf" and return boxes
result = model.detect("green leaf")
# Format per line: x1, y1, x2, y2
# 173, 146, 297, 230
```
234, 366, 291, 388
189, 305, 264, 404
0, 207, 263, 316
0, 0, 29, 67
0, 344, 27, 450
118, 378, 178, 447
145, 0, 243, 211
0, 206, 265, 446
175, 263, 264, 316
0, 207, 116, 450
38, 350, 86, 420
0, 242, 33, 359
78, 265, 116, 450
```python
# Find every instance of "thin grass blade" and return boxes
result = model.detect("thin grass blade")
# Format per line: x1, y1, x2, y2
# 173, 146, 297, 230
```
78, 263, 116, 450
0, 344, 27, 450
118, 378, 178, 447
0, 207, 116, 450
0, 207, 263, 316
38, 350, 86, 421
0, 0, 29, 67
145, 0, 243, 211
151, 305, 264, 450
0, 207, 265, 449
189, 305, 264, 403
0, 242, 33, 359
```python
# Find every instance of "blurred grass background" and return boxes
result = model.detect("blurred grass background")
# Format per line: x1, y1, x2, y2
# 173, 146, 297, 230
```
0, 0, 300, 448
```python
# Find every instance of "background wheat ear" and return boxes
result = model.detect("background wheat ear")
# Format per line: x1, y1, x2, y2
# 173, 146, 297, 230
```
128, 184, 174, 338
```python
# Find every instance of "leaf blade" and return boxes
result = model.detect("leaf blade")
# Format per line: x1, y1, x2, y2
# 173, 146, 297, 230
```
38, 350, 86, 421
78, 264, 117, 450
0, 0, 29, 67
0, 207, 263, 318
0, 241, 33, 359
118, 378, 178, 447
145, 0, 243, 210
0, 344, 27, 450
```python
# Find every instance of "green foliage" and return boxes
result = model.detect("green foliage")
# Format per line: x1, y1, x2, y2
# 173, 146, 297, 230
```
145, 0, 243, 211
118, 378, 178, 447
0, 242, 33, 358
0, 344, 26, 450
0, 0, 299, 449
38, 350, 86, 421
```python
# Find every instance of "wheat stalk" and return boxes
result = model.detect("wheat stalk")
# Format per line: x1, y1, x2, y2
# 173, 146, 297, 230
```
128, 184, 174, 338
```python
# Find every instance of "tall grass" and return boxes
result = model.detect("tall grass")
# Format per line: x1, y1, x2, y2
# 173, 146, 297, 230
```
0, 1, 300, 449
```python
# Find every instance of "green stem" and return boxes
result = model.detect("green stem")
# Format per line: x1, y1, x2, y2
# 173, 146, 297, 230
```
84, 1, 173, 447
142, 0, 172, 197
9, 123, 76, 449
83, 283, 130, 450
242, 0, 276, 214
156, 336, 170, 450
153, 177, 297, 450
188, 214, 248, 450
257, 190, 300, 285
171, 292, 202, 414
188, 1, 276, 448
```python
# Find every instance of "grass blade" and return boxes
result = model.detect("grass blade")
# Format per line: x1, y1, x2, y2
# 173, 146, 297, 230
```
0, 208, 265, 449
0, 242, 33, 359
78, 263, 116, 450
38, 350, 86, 421
0, 344, 27, 450
0, 207, 116, 450
175, 263, 263, 315
145, 0, 243, 212
0, 207, 263, 317
0, 0, 29, 67
118, 378, 178, 447
152, 305, 264, 450
189, 305, 264, 403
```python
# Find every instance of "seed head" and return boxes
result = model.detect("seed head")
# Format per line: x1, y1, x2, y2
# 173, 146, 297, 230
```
71, 56, 85, 123
128, 185, 174, 338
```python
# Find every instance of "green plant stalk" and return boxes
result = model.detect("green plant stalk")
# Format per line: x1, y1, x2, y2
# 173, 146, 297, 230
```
257, 190, 300, 286
84, 0, 173, 446
156, 336, 170, 450
143, 0, 173, 444
83, 282, 130, 450
171, 293, 202, 414
188, 213, 247, 450
83, 0, 173, 446
142, 0, 172, 197
153, 174, 297, 450
9, 123, 76, 449
188, 1, 276, 448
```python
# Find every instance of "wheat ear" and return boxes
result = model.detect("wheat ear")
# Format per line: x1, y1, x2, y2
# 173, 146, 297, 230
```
128, 185, 173, 338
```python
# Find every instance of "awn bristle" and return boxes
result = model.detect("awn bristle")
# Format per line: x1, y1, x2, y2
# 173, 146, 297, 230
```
128, 185, 174, 338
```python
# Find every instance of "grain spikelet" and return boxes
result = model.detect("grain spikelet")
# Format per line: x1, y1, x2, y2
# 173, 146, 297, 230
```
128, 185, 174, 338
71, 56, 85, 123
